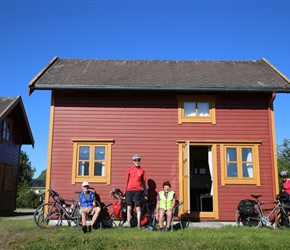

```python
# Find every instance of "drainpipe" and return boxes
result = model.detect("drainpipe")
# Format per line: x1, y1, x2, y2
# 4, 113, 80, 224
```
269, 92, 276, 106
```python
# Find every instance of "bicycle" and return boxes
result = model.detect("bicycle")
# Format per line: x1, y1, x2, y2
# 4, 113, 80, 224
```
104, 187, 156, 228
235, 193, 290, 229
34, 188, 81, 229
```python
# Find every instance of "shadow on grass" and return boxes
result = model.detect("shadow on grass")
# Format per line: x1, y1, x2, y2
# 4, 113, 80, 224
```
0, 209, 34, 217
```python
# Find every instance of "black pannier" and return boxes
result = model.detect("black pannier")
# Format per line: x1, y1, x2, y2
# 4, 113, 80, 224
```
237, 199, 255, 215
278, 191, 290, 202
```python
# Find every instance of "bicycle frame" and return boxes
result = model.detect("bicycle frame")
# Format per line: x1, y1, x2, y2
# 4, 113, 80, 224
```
109, 187, 156, 227
253, 199, 281, 228
236, 194, 290, 229
34, 189, 81, 229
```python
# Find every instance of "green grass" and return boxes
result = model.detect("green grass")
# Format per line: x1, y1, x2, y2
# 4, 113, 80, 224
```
1, 218, 290, 250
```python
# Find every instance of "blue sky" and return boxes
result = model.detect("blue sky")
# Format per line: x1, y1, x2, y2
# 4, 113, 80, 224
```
1, 1, 290, 178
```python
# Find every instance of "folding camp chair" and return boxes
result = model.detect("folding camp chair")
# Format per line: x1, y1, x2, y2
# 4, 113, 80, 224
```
170, 200, 184, 231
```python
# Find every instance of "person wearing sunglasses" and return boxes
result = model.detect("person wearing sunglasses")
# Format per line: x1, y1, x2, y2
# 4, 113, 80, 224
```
124, 154, 148, 228
280, 171, 290, 194
77, 181, 101, 233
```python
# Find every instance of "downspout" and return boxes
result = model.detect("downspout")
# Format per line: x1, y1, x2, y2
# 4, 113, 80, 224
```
268, 92, 279, 198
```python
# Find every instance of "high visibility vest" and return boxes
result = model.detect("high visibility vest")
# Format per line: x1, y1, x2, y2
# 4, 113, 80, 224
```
79, 191, 94, 207
159, 190, 174, 210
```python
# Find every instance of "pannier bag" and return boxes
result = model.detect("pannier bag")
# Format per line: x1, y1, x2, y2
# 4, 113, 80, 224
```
278, 191, 289, 202
113, 201, 122, 218
237, 199, 255, 215
140, 213, 152, 226
113, 200, 127, 219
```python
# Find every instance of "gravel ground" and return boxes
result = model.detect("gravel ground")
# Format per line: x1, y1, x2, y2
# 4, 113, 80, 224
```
0, 209, 34, 221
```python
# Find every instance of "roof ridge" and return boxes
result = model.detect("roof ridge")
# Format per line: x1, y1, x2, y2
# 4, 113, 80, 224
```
58, 58, 262, 63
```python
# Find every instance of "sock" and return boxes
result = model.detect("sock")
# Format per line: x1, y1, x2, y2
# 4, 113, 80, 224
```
127, 221, 131, 227
137, 220, 140, 227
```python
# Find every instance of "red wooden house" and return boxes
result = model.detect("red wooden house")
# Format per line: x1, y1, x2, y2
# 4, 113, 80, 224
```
0, 96, 34, 212
28, 57, 290, 221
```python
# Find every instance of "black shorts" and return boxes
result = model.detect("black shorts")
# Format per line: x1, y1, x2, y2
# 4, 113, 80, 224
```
125, 190, 142, 206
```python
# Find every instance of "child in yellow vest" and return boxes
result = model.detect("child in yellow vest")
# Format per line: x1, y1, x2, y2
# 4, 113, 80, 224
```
155, 181, 177, 231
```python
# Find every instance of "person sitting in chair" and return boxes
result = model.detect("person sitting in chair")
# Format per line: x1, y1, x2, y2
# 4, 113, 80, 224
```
155, 181, 177, 232
77, 181, 101, 233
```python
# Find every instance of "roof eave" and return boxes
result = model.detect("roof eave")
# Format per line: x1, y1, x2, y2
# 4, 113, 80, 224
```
0, 96, 35, 147
28, 56, 59, 96
29, 85, 290, 94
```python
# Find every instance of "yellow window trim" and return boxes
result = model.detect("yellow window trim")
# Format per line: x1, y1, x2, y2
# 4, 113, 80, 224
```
177, 95, 216, 124
71, 139, 114, 185
220, 143, 261, 186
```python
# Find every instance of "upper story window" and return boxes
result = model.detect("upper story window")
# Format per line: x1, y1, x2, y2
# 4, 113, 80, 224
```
2, 119, 12, 143
220, 143, 261, 186
71, 139, 114, 184
177, 95, 216, 124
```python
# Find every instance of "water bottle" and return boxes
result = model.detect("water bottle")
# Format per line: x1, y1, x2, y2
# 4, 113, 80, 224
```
70, 204, 74, 213
62, 204, 67, 212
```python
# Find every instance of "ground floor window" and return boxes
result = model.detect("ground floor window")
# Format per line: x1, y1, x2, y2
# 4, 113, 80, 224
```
221, 143, 261, 186
71, 139, 114, 184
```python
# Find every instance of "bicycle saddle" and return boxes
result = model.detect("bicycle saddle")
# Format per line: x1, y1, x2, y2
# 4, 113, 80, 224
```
251, 194, 262, 199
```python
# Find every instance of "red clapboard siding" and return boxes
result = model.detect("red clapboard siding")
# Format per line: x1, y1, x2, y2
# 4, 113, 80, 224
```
48, 90, 276, 221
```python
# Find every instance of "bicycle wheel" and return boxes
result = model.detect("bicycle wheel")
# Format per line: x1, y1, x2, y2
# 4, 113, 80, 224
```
275, 206, 290, 228
34, 202, 61, 229
235, 209, 261, 228
71, 205, 82, 229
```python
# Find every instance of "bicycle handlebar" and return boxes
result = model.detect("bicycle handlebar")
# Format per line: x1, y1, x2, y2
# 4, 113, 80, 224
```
110, 187, 125, 200
48, 188, 77, 203
48, 188, 59, 198
110, 187, 148, 201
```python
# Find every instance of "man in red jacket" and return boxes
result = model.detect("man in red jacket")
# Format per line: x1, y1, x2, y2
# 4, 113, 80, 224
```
124, 154, 147, 228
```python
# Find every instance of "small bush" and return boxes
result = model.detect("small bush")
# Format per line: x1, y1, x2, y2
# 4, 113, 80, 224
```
17, 186, 41, 209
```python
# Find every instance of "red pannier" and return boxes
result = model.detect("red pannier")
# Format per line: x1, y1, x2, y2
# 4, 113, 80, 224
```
113, 200, 122, 218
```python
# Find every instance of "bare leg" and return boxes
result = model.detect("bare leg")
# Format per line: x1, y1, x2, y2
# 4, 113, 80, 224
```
127, 205, 132, 227
91, 207, 101, 228
159, 209, 165, 229
136, 206, 141, 227
81, 211, 87, 226
166, 210, 173, 229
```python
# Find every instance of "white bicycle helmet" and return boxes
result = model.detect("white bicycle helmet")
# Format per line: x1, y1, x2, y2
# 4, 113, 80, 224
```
280, 171, 288, 178
132, 154, 141, 161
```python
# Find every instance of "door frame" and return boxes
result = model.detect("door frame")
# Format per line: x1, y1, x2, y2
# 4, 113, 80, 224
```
178, 140, 219, 219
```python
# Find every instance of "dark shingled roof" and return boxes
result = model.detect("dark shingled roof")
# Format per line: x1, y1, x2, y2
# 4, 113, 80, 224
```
28, 57, 290, 95
0, 96, 34, 146
0, 97, 16, 117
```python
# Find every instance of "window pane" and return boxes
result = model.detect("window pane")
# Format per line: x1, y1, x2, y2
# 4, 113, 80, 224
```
226, 148, 237, 161
242, 148, 253, 177
3, 121, 10, 140
79, 146, 90, 160
242, 148, 252, 162
243, 163, 253, 177
78, 161, 89, 176
94, 162, 105, 176
95, 146, 105, 160
227, 163, 237, 177
198, 102, 210, 116
184, 102, 196, 116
